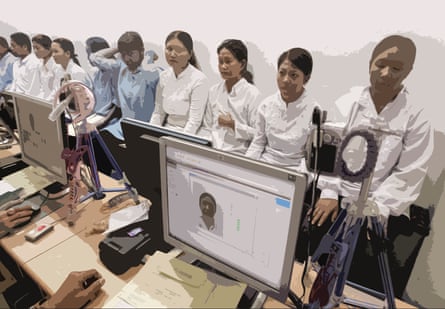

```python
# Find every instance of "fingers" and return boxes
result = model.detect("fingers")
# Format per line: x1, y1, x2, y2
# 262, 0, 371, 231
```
80, 278, 105, 301
8, 209, 33, 222
11, 216, 33, 227
316, 210, 330, 226
78, 269, 101, 282
3, 198, 25, 209
311, 207, 326, 226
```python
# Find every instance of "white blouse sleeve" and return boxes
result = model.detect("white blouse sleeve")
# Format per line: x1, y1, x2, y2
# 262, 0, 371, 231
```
371, 110, 433, 217
150, 81, 166, 126
234, 90, 261, 141
245, 102, 267, 160
183, 78, 209, 134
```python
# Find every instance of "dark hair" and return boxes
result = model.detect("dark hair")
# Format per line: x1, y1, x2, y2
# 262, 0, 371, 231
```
199, 192, 216, 216
85, 36, 110, 55
53, 38, 80, 66
217, 39, 253, 84
32, 34, 52, 50
118, 31, 144, 53
0, 36, 9, 49
277, 48, 313, 81
165, 30, 200, 69
370, 35, 416, 69
10, 32, 31, 52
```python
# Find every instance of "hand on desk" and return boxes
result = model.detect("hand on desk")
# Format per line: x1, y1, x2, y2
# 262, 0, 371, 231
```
0, 200, 33, 229
39, 269, 105, 308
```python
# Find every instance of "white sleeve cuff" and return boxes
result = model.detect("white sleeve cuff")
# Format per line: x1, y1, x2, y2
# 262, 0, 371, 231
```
320, 189, 338, 200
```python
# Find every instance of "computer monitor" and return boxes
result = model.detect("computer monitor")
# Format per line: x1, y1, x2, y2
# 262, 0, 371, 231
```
10, 92, 67, 185
121, 118, 211, 251
159, 136, 307, 302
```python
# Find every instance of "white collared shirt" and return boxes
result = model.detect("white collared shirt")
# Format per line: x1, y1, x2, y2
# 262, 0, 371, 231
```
150, 64, 209, 134
203, 78, 261, 154
320, 86, 433, 218
246, 90, 317, 170
54, 59, 93, 90
37, 57, 61, 101
10, 53, 41, 96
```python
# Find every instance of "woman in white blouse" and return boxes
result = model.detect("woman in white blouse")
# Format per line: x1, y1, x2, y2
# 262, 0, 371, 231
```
32, 34, 60, 101
245, 47, 317, 171
203, 39, 261, 154
51, 38, 92, 89
150, 30, 208, 134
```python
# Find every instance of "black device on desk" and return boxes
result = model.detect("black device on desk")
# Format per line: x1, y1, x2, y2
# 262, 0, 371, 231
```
158, 136, 308, 306
121, 118, 211, 253
99, 219, 152, 275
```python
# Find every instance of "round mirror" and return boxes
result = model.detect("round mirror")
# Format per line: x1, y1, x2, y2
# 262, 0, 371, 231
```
53, 80, 95, 124
337, 130, 378, 182
341, 135, 368, 173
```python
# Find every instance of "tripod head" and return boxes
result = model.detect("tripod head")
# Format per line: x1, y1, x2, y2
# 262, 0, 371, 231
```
50, 80, 96, 133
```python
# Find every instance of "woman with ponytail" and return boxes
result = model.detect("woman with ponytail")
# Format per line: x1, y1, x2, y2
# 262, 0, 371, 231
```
150, 30, 209, 134
51, 37, 92, 89
203, 39, 261, 154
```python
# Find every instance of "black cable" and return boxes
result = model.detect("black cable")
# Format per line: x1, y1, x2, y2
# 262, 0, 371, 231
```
289, 108, 323, 307
288, 289, 304, 309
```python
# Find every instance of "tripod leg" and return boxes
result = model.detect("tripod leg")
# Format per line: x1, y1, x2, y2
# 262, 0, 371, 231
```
92, 130, 124, 179
369, 217, 396, 309
91, 130, 138, 201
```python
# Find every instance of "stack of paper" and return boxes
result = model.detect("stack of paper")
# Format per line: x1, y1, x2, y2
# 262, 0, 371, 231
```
104, 251, 247, 308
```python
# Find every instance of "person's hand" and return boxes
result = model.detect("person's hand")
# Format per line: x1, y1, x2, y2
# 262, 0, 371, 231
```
0, 203, 33, 229
218, 113, 235, 130
310, 198, 339, 226
41, 269, 105, 308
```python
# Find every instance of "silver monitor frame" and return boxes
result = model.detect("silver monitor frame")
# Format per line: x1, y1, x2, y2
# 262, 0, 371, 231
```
159, 136, 307, 302
7, 91, 67, 185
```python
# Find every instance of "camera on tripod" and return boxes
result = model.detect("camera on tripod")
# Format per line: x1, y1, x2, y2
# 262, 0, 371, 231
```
304, 107, 379, 183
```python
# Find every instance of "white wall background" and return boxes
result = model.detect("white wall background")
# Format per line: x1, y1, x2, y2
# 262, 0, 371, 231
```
1, 1, 445, 306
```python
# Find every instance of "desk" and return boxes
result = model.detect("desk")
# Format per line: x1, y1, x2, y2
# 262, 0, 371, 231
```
1, 170, 415, 308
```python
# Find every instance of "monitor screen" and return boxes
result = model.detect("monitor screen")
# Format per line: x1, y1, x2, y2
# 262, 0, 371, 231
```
159, 136, 307, 302
11, 92, 67, 185
121, 118, 211, 251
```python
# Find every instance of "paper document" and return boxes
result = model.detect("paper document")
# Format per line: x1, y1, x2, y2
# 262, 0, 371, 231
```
103, 200, 150, 234
104, 251, 247, 308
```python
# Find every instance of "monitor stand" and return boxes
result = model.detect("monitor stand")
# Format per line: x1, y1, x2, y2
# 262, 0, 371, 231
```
187, 258, 266, 308
40, 182, 70, 199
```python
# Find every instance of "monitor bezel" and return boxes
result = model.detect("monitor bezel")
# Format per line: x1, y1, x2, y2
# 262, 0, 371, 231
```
159, 136, 307, 302
7, 91, 68, 185
122, 117, 212, 147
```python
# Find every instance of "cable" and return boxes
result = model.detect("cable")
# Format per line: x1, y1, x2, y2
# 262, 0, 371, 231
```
288, 289, 304, 309
289, 108, 324, 308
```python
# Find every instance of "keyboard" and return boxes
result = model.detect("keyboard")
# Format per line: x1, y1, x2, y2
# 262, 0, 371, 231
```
2, 166, 56, 200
